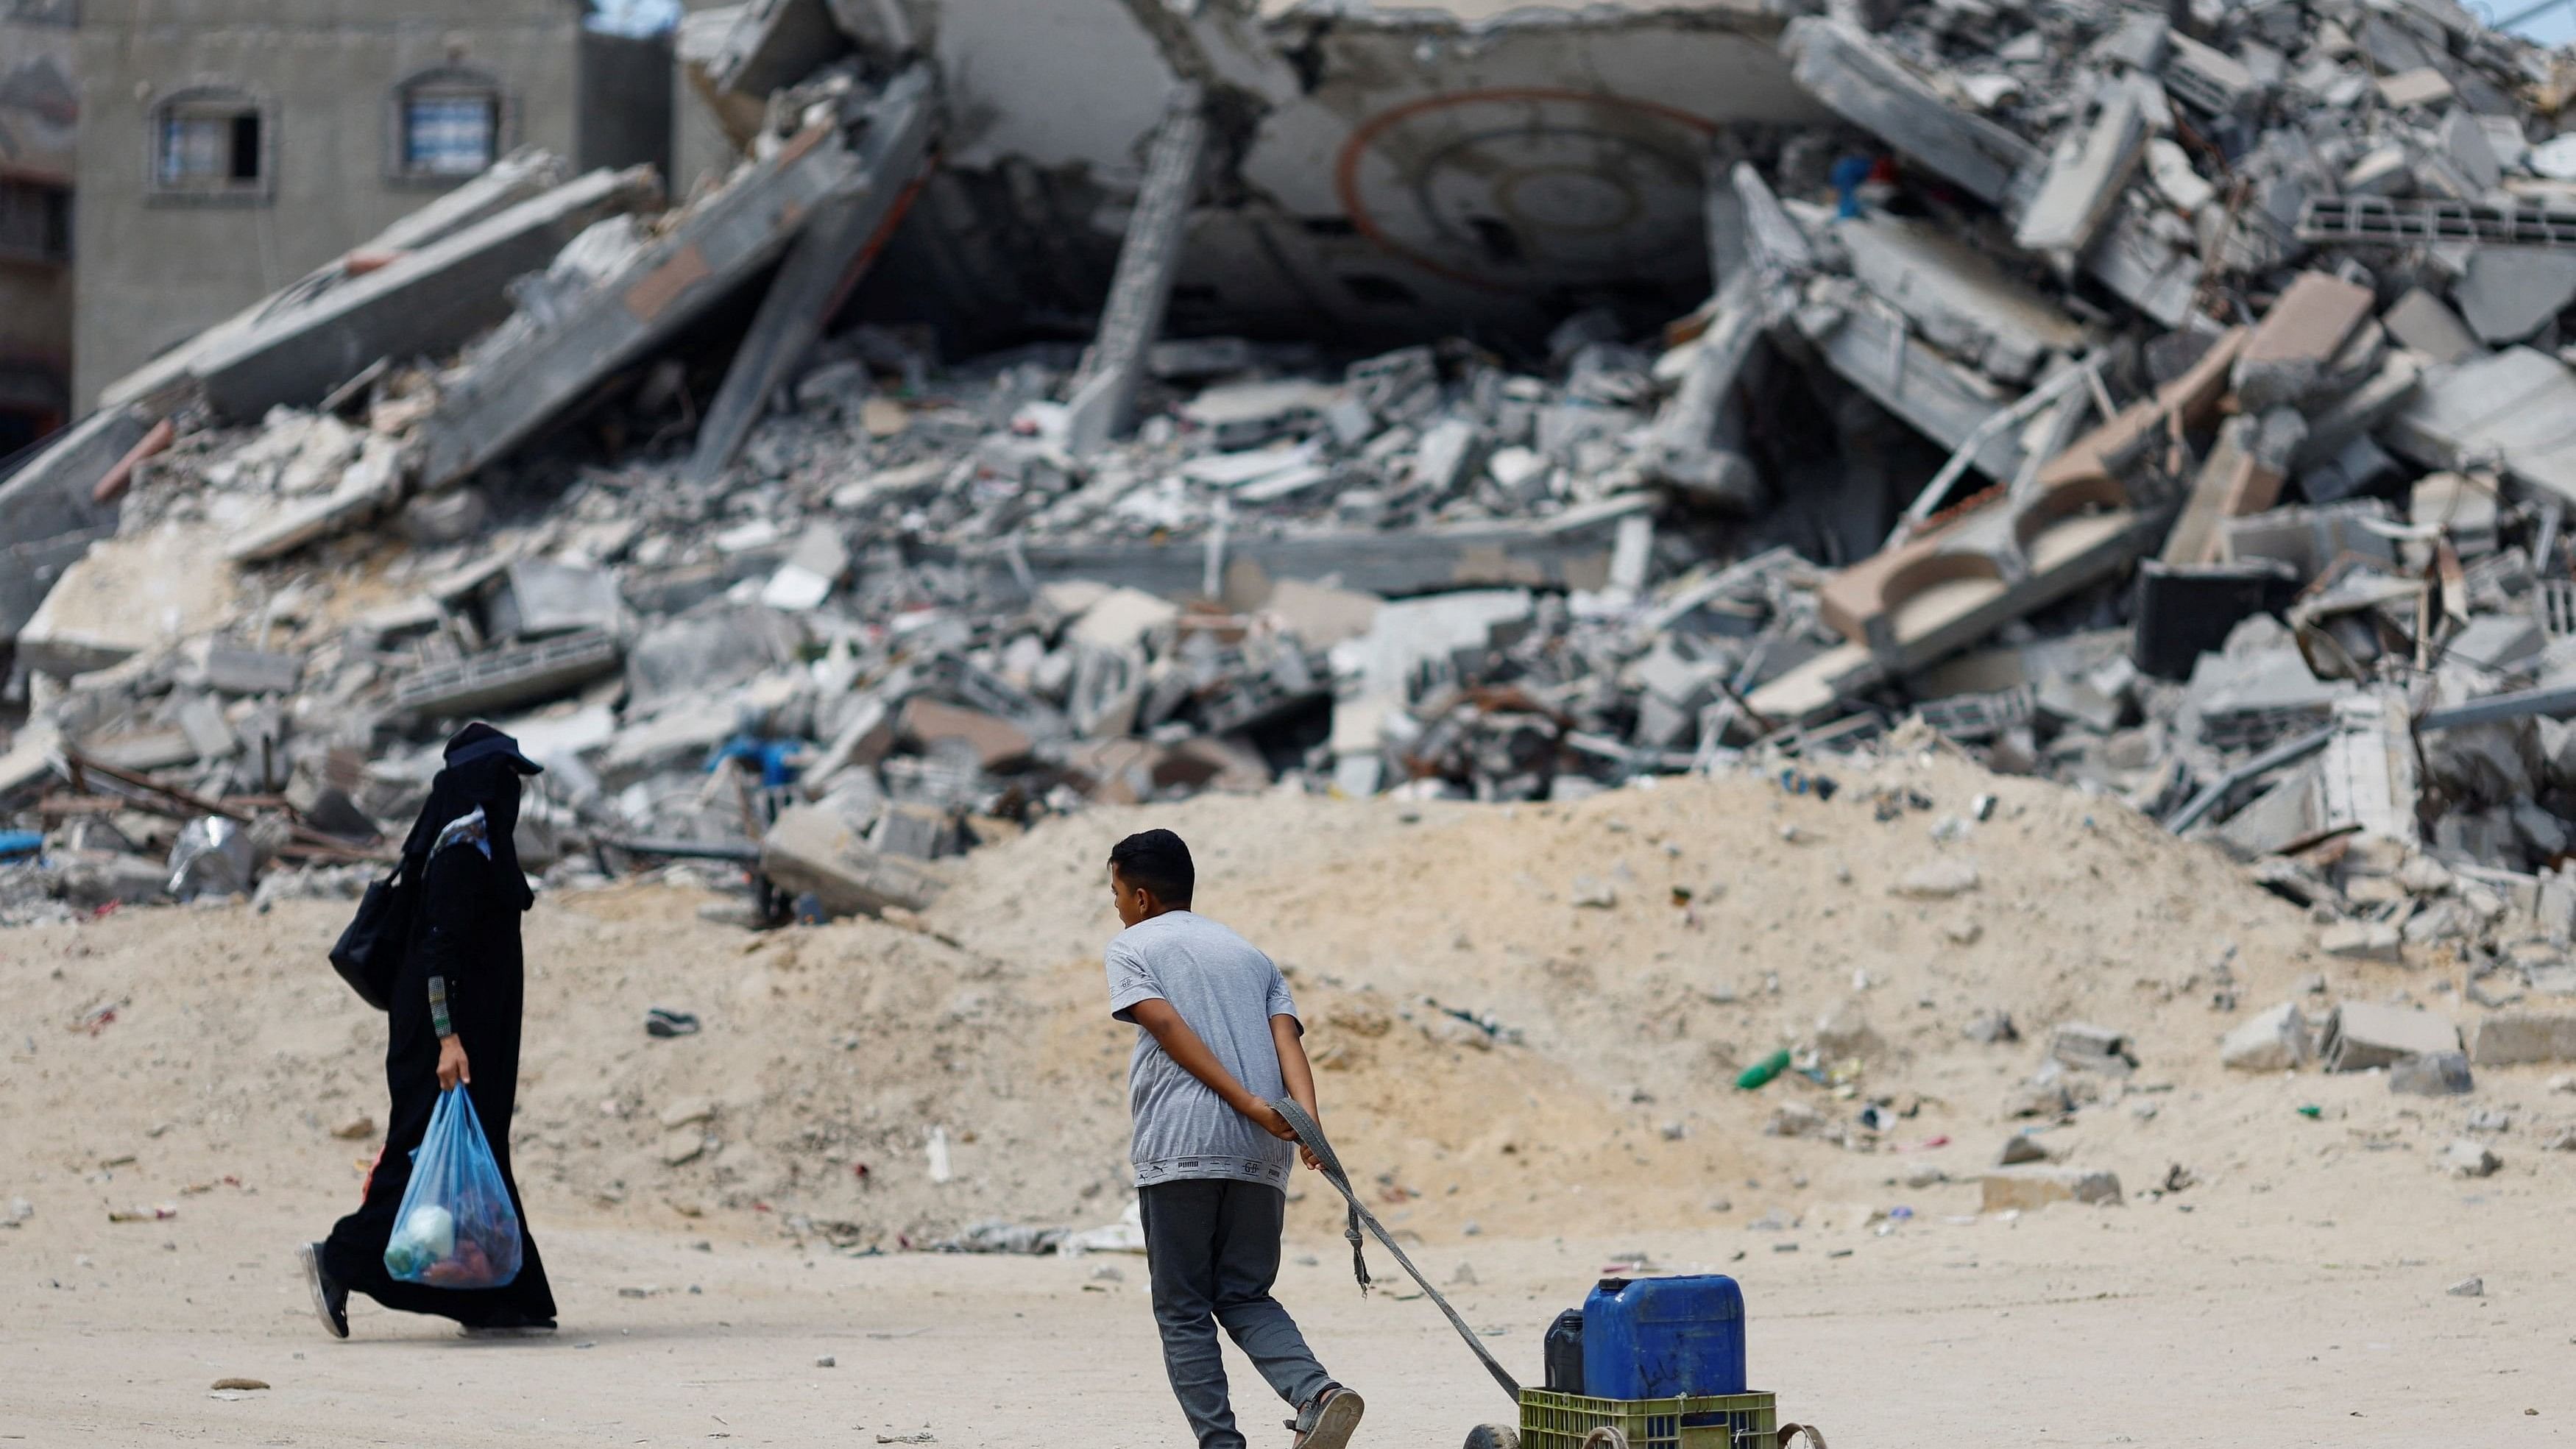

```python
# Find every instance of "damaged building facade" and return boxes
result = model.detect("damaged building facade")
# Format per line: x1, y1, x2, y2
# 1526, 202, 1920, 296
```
70, 0, 674, 405
10, 0, 2576, 1040
0, 0, 79, 452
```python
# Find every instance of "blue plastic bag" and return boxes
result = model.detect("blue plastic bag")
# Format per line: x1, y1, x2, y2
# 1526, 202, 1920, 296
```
384, 1086, 523, 1289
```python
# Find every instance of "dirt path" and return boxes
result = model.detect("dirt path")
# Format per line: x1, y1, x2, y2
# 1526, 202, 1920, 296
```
3, 1169, 2568, 1447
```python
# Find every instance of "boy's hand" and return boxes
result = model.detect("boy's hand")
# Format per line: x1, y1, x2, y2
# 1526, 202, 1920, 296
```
1250, 1100, 1326, 1171
1247, 1099, 1298, 1142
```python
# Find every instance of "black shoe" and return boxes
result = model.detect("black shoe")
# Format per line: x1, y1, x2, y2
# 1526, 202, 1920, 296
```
298, 1242, 349, 1340
1289, 1384, 1364, 1449
459, 1313, 558, 1339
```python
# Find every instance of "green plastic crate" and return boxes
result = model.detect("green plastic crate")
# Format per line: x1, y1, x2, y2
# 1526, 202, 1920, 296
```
1518, 1388, 1777, 1449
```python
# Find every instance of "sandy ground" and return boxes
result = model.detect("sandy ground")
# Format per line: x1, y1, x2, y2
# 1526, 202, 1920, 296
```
1, 1183, 2569, 1446
6, 748, 2576, 1442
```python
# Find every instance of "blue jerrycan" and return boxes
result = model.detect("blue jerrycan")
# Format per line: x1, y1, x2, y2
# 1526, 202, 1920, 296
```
1579, 1275, 1747, 1400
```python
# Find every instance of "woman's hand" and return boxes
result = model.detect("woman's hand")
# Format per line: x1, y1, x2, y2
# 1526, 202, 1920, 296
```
436, 1035, 471, 1090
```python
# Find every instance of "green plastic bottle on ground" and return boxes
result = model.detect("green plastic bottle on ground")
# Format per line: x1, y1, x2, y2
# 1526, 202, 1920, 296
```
1735, 1049, 1792, 1090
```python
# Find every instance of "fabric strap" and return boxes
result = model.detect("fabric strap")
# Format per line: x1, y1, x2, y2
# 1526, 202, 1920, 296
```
1267, 1097, 1521, 1404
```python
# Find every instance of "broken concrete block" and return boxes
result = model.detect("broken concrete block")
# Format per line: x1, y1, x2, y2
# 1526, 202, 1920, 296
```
0, 407, 146, 593
2388, 1049, 2475, 1095
2452, 249, 2576, 346
872, 801, 960, 861
56, 851, 173, 908
698, 0, 849, 103
759, 524, 852, 612
2385, 346, 2576, 509
15, 527, 241, 679
758, 804, 946, 918
417, 107, 879, 492
1069, 587, 1181, 653
1817, 463, 2148, 679
2318, 920, 2404, 962
2466, 1013, 2576, 1065
1833, 213, 2087, 385
175, 695, 238, 762
1064, 82, 1207, 456
2038, 326, 2243, 494
2221, 1001, 2313, 1071
2014, 88, 2148, 258
2376, 66, 2455, 109
1995, 1133, 2051, 1166
2435, 1137, 2500, 1177
898, 698, 1033, 770
2162, 32, 2260, 116
199, 642, 305, 697
224, 433, 406, 563
1892, 859, 1979, 899
688, 70, 937, 479
1262, 579, 1381, 650
486, 559, 624, 640
2162, 416, 2283, 567
1797, 277, 2025, 481
962, 495, 1649, 607
2231, 272, 2375, 411
392, 629, 622, 720
626, 607, 795, 709
193, 167, 660, 420
2321, 1001, 2460, 1071
1061, 737, 1165, 805
2050, 1022, 2138, 1075
1980, 1166, 2122, 1211
1783, 18, 2038, 206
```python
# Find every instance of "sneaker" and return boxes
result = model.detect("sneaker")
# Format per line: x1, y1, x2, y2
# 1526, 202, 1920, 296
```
298, 1242, 349, 1340
1288, 1385, 1365, 1449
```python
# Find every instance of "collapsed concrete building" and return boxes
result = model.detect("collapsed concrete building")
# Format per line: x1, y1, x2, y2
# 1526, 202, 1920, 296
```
8, 0, 2576, 1017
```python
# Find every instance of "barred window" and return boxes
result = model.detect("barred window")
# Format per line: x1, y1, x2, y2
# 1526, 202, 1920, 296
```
394, 71, 503, 180
152, 89, 266, 195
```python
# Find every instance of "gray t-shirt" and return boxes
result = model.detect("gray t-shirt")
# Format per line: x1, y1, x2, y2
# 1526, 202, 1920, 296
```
1105, 910, 1300, 1189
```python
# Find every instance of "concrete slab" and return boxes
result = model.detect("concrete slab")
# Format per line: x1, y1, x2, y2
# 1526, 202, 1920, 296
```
2466, 1013, 2576, 1065
15, 527, 240, 679
415, 117, 868, 492
2322, 1001, 2460, 1070
1783, 18, 2038, 205
690, 69, 937, 480
2232, 272, 2376, 410
759, 804, 947, 918
2452, 249, 2576, 345
2014, 88, 2148, 258
2381, 288, 2483, 364
2382, 347, 2576, 506
190, 166, 662, 421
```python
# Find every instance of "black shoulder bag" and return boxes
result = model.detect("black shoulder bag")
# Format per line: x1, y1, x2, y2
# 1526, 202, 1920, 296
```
329, 857, 416, 1010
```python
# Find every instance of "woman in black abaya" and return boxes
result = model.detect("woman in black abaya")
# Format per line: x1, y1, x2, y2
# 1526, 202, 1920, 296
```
299, 722, 558, 1336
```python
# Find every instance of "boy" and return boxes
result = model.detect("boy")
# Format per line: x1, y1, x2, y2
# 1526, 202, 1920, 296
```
1103, 829, 1365, 1449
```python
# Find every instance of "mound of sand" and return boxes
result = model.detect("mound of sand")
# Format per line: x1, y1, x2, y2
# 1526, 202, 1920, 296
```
6, 744, 2566, 1258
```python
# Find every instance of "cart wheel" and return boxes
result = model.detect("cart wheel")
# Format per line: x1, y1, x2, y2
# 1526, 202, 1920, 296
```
1462, 1424, 1520, 1449
1579, 1430, 1630, 1449
1777, 1423, 1829, 1449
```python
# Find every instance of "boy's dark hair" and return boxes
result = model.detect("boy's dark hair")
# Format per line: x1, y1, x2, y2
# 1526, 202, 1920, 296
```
1108, 829, 1195, 905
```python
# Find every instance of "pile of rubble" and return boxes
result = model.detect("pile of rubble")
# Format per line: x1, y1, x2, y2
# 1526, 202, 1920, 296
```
11, 0, 2576, 939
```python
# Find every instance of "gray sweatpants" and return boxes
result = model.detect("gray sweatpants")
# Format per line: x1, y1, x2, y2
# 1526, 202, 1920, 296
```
1140, 1177, 1334, 1449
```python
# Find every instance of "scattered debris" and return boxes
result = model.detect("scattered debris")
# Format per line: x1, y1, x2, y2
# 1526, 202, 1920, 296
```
1981, 1167, 2122, 1212
8, 0, 2576, 957
2436, 1138, 2502, 1178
